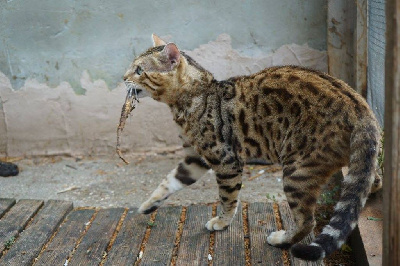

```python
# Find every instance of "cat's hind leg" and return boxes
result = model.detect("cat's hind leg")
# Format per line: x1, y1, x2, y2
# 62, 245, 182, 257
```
138, 149, 211, 214
267, 164, 331, 248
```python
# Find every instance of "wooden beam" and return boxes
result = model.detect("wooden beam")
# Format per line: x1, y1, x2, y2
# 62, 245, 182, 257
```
383, 0, 400, 264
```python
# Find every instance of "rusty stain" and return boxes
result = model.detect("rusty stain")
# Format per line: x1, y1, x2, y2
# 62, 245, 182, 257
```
328, 25, 344, 38
331, 18, 341, 25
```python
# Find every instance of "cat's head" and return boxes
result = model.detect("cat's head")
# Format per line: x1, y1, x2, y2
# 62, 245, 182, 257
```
123, 34, 209, 103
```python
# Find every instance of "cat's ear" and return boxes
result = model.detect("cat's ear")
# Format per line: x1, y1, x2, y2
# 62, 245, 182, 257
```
163, 43, 180, 69
152, 33, 167, 47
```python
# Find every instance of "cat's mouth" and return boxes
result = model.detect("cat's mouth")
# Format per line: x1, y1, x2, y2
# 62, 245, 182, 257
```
124, 82, 149, 98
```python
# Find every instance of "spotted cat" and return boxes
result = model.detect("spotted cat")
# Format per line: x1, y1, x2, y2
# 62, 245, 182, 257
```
123, 34, 382, 261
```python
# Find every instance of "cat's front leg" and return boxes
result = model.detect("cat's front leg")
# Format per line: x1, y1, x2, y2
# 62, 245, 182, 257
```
206, 171, 242, 231
138, 147, 211, 214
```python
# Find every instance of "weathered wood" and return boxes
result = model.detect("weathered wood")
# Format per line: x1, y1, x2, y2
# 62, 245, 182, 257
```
0, 198, 15, 219
68, 208, 124, 266
248, 202, 284, 265
0, 199, 43, 255
327, 0, 356, 87
213, 204, 245, 266
355, 0, 368, 98
140, 206, 182, 266
0, 200, 72, 265
35, 208, 95, 265
104, 208, 148, 266
175, 205, 212, 266
384, 0, 400, 264
278, 202, 323, 266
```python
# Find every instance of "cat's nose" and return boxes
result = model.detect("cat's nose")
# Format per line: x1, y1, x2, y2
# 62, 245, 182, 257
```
123, 71, 131, 81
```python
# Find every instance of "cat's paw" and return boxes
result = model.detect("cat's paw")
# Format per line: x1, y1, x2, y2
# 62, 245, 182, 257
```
205, 216, 230, 231
267, 230, 291, 248
138, 200, 160, 214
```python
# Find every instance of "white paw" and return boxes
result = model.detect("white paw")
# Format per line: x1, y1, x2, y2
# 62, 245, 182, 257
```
267, 230, 287, 246
205, 216, 230, 231
138, 200, 159, 214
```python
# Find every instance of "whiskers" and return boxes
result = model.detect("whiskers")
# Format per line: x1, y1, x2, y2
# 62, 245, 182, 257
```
125, 82, 140, 103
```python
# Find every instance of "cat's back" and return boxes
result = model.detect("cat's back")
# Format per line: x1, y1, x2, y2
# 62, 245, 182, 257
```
232, 65, 373, 122
228, 65, 377, 163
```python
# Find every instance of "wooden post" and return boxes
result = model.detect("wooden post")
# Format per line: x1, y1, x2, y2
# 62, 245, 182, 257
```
327, 0, 367, 97
327, 0, 356, 88
355, 0, 368, 98
383, 0, 400, 264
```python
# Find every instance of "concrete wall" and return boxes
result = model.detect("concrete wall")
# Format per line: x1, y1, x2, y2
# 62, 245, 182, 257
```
0, 0, 327, 157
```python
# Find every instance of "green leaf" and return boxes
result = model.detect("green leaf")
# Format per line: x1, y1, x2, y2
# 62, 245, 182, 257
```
367, 216, 382, 221
147, 221, 156, 227
4, 236, 15, 250
341, 243, 352, 252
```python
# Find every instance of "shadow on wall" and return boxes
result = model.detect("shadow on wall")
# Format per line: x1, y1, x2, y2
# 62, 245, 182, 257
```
0, 34, 327, 157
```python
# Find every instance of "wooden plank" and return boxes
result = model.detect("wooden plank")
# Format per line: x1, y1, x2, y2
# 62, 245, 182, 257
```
213, 203, 245, 266
248, 202, 284, 265
0, 200, 72, 265
140, 206, 182, 266
384, 0, 400, 264
0, 198, 16, 219
68, 208, 124, 266
176, 205, 212, 266
104, 208, 148, 266
0, 199, 43, 254
278, 202, 323, 266
35, 208, 95, 265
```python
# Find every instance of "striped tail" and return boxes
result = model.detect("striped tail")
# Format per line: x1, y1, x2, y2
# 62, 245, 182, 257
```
291, 117, 380, 261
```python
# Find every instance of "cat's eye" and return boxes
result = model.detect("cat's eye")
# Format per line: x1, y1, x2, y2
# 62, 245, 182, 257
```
135, 66, 143, 75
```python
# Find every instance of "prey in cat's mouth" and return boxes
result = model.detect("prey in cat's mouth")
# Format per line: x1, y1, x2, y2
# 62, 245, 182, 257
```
124, 81, 148, 99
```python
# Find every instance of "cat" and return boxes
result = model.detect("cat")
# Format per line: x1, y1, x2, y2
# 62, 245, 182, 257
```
123, 34, 382, 261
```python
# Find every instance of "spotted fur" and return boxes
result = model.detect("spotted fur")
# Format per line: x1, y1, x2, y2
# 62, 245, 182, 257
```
124, 35, 382, 261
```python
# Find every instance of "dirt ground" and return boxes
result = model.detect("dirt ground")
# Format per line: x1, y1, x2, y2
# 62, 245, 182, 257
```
0, 151, 286, 208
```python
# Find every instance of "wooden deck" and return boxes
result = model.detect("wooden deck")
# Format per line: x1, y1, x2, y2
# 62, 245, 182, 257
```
0, 198, 323, 266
